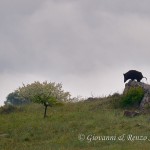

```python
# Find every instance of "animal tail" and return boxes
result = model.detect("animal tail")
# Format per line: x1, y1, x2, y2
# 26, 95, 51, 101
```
143, 77, 147, 80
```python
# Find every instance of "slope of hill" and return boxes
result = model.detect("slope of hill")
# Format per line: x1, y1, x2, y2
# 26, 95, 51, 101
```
0, 96, 150, 150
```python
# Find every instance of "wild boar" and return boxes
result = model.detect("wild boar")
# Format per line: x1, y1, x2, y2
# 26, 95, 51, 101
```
123, 70, 147, 83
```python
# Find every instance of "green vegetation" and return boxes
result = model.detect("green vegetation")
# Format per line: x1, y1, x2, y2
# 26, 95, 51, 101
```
5, 91, 30, 106
16, 81, 71, 118
0, 105, 23, 114
1, 95, 150, 150
121, 87, 144, 108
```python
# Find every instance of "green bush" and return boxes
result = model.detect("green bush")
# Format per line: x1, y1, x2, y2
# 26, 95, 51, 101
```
121, 87, 144, 108
107, 93, 123, 109
0, 105, 23, 114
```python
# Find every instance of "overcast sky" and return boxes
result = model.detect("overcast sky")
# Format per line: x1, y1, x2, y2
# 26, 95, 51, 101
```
1, 0, 150, 105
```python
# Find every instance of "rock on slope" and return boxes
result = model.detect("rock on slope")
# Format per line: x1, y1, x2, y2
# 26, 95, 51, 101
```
124, 80, 150, 110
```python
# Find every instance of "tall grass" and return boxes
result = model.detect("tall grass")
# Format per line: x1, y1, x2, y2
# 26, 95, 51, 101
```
0, 97, 150, 150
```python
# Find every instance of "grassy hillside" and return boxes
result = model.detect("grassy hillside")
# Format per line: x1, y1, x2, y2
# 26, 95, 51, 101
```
1, 96, 150, 150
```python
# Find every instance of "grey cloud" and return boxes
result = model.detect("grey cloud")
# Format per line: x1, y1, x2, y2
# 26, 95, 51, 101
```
1, 0, 150, 105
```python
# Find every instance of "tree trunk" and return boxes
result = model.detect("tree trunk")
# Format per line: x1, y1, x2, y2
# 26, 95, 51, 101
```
44, 105, 48, 118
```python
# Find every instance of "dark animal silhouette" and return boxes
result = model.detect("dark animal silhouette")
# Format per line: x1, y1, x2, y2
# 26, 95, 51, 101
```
123, 70, 147, 83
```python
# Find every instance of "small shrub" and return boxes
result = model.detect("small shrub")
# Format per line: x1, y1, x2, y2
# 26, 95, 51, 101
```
104, 92, 123, 109
0, 105, 23, 114
121, 87, 144, 108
